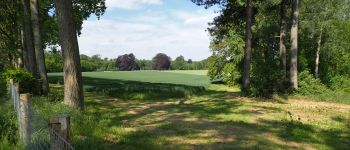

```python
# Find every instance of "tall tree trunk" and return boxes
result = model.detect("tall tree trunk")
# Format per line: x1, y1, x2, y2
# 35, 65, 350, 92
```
21, 0, 37, 77
242, 0, 253, 95
54, 0, 84, 110
314, 28, 323, 79
17, 48, 24, 68
21, 28, 29, 70
279, 0, 287, 79
290, 0, 299, 89
30, 0, 49, 95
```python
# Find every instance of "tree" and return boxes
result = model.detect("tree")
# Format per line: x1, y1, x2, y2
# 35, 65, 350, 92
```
30, 0, 49, 95
116, 53, 139, 71
187, 59, 193, 64
21, 0, 37, 76
290, 0, 299, 89
55, 0, 84, 110
242, 0, 253, 95
172, 55, 186, 70
152, 53, 171, 70
279, 0, 288, 80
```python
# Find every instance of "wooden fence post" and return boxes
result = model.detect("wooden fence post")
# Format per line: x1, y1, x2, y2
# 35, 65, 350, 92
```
49, 115, 71, 150
19, 93, 31, 145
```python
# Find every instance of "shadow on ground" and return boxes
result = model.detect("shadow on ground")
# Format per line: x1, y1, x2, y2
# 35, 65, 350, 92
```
48, 75, 350, 150
49, 75, 207, 101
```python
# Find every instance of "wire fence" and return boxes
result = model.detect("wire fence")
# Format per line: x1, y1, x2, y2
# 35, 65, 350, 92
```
10, 80, 74, 150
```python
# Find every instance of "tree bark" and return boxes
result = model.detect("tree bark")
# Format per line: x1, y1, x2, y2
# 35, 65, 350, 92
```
21, 0, 37, 77
21, 28, 29, 70
279, 0, 287, 79
30, 0, 49, 95
290, 0, 299, 89
315, 28, 323, 78
55, 0, 84, 110
242, 0, 253, 95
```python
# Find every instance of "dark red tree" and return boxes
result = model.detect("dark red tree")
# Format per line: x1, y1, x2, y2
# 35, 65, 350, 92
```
152, 53, 171, 70
116, 53, 139, 71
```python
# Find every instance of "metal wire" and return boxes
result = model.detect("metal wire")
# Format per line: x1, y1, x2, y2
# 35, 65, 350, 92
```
10, 81, 74, 150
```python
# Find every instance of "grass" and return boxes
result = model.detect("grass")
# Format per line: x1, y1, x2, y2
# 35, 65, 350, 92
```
32, 84, 350, 150
2, 70, 349, 149
48, 71, 210, 100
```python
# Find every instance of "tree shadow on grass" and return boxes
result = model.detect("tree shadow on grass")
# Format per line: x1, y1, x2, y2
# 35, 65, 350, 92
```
48, 75, 207, 101
48, 75, 350, 149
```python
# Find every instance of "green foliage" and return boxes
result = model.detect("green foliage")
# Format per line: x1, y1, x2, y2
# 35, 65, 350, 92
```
45, 49, 64, 72
171, 56, 186, 70
207, 29, 244, 86
45, 50, 115, 72
200, 0, 350, 98
47, 87, 64, 102
3, 69, 41, 95
171, 56, 207, 70
330, 76, 350, 93
0, 100, 20, 148
0, 72, 6, 98
297, 71, 329, 95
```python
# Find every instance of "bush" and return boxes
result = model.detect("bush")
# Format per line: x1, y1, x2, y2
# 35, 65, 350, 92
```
330, 76, 350, 93
297, 71, 329, 95
3, 69, 41, 95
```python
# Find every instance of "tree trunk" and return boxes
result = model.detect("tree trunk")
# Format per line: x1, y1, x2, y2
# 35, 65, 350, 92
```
315, 28, 323, 78
30, 0, 49, 95
290, 0, 299, 89
54, 0, 84, 110
279, 0, 287, 79
242, 0, 253, 95
21, 28, 29, 70
21, 0, 37, 77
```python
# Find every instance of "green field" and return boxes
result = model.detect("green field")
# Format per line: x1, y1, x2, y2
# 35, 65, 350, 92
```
49, 70, 210, 87
39, 71, 350, 149
49, 71, 210, 100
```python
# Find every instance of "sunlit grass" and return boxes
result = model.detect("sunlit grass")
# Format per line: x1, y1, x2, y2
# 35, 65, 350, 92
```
32, 71, 350, 149
28, 83, 350, 150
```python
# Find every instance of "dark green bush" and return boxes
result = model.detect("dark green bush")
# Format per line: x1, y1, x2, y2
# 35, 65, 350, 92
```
3, 69, 41, 95
297, 71, 329, 95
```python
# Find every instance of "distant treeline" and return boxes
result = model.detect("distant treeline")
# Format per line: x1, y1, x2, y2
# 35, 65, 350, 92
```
45, 50, 208, 72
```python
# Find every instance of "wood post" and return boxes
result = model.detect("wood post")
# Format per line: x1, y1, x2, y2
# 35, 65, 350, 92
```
19, 93, 31, 145
49, 115, 71, 150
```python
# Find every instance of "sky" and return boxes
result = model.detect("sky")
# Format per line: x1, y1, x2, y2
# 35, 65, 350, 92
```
77, 0, 219, 61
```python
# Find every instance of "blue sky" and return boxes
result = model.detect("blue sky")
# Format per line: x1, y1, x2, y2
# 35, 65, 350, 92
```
77, 0, 219, 61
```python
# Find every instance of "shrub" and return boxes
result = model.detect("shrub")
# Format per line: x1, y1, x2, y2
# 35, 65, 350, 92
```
297, 70, 329, 95
330, 76, 350, 93
3, 69, 41, 95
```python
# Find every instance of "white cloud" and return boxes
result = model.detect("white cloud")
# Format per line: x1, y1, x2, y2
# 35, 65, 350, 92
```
106, 0, 163, 9
77, 8, 218, 60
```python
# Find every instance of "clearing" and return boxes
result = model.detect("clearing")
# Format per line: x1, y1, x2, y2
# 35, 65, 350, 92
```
41, 71, 350, 150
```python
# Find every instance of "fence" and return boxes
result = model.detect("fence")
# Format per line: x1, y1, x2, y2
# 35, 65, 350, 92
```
10, 79, 74, 150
